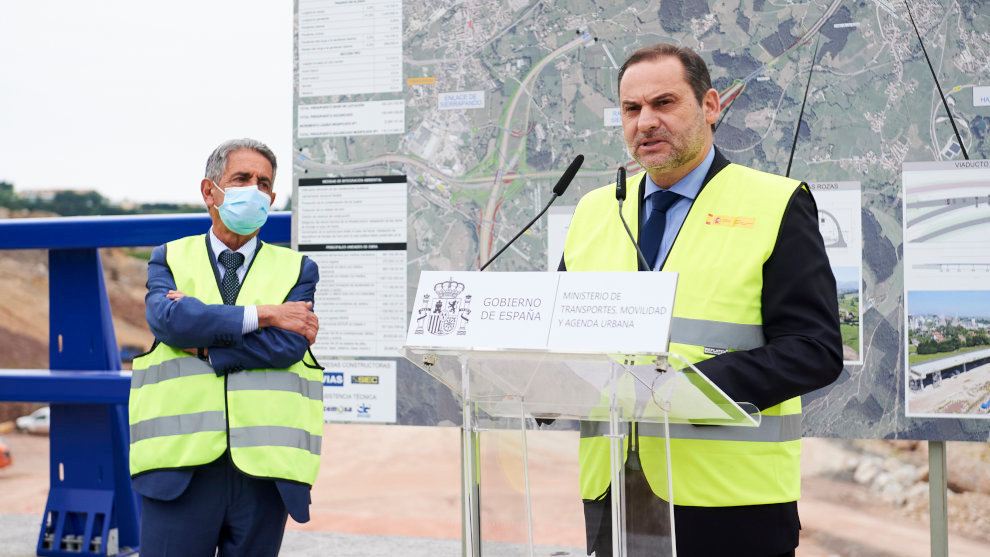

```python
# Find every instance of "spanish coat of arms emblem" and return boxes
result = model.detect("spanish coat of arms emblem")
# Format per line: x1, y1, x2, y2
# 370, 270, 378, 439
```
414, 278, 472, 336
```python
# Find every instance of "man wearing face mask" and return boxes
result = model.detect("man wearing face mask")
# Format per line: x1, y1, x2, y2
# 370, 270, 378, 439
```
129, 138, 323, 556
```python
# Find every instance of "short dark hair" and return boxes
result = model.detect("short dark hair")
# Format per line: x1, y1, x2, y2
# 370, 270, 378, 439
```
617, 43, 713, 106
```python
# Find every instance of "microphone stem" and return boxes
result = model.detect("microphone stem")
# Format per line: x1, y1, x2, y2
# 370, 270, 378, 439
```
617, 199, 651, 271
479, 193, 559, 272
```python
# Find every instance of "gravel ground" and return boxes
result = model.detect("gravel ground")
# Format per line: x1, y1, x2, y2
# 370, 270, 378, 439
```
0, 514, 580, 557
2, 430, 989, 557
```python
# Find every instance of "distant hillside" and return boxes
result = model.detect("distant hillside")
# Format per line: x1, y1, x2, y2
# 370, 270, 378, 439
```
0, 180, 203, 217
837, 281, 859, 293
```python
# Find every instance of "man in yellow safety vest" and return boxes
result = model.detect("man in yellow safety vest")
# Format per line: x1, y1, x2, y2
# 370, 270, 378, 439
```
129, 139, 323, 556
560, 44, 842, 557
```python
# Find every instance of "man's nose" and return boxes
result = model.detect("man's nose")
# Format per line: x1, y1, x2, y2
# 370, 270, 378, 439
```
638, 106, 660, 132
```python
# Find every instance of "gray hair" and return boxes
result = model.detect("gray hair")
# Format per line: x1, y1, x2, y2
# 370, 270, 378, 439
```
204, 138, 277, 184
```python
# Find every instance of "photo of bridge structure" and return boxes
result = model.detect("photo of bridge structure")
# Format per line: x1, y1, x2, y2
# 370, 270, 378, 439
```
907, 348, 990, 417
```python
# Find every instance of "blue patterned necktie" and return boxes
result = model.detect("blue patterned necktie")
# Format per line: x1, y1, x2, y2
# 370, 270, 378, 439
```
639, 190, 682, 270
218, 250, 245, 305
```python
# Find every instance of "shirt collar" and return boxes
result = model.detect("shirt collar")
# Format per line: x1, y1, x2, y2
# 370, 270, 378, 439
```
208, 227, 257, 263
643, 145, 715, 201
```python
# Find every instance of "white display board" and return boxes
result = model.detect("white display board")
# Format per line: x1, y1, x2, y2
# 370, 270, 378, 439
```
296, 176, 408, 358
903, 160, 990, 418
322, 359, 398, 423
298, 0, 402, 97
808, 181, 863, 365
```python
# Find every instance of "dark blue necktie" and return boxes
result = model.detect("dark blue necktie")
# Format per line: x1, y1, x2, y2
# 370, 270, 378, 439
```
639, 190, 682, 270
218, 250, 245, 305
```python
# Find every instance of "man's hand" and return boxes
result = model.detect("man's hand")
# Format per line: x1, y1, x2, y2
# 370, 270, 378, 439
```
257, 301, 319, 345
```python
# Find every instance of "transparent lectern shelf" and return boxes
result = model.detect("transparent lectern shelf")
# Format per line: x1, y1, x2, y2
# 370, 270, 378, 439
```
400, 347, 760, 427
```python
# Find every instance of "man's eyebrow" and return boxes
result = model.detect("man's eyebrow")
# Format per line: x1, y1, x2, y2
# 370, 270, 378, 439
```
230, 171, 272, 183
648, 92, 677, 103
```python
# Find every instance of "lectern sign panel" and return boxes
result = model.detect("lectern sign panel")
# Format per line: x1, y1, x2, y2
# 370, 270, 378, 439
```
548, 271, 677, 353
406, 271, 677, 354
408, 271, 557, 350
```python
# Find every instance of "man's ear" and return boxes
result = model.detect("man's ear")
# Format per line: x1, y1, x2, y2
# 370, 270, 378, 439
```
269, 192, 277, 207
703, 88, 720, 126
202, 178, 217, 208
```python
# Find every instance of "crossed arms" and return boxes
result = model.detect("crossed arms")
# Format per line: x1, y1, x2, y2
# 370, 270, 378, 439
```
144, 245, 320, 373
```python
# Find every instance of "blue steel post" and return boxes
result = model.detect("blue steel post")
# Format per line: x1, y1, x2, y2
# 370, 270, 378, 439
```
40, 248, 139, 556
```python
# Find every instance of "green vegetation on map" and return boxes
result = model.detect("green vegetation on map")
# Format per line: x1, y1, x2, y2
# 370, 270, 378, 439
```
838, 291, 859, 354
908, 317, 990, 365
841, 325, 859, 354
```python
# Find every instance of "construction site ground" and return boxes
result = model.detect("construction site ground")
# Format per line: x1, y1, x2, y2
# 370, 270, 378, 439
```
1, 427, 989, 557
2, 248, 989, 556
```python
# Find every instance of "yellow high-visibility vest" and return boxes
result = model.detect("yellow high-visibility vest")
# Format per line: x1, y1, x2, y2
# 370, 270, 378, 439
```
130, 235, 323, 485
565, 165, 804, 507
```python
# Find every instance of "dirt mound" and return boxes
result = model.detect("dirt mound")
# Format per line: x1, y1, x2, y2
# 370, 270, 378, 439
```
803, 437, 990, 546
0, 246, 153, 361
0, 325, 47, 370
0, 242, 153, 421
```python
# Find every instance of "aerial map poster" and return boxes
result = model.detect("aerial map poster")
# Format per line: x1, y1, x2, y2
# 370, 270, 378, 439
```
292, 0, 990, 441
903, 160, 990, 419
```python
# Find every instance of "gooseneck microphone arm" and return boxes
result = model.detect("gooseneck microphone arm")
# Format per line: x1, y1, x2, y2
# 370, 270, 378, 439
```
615, 166, 651, 271
479, 154, 585, 271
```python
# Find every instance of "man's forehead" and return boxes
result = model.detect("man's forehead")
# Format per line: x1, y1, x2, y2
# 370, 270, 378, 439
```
224, 149, 273, 177
620, 56, 689, 98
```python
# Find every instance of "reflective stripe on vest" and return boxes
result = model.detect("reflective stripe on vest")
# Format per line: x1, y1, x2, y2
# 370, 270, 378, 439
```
227, 371, 324, 402
230, 425, 323, 454
579, 414, 802, 443
130, 234, 322, 485
131, 357, 216, 389
565, 164, 804, 507
131, 411, 227, 443
669, 317, 765, 351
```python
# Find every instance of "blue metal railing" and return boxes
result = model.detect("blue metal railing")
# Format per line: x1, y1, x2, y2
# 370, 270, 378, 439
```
0, 212, 290, 250
0, 212, 290, 556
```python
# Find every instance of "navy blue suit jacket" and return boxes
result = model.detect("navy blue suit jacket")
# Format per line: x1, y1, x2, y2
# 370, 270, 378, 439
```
132, 237, 320, 523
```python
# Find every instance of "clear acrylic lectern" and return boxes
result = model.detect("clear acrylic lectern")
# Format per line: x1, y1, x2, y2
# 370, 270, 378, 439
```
400, 346, 761, 557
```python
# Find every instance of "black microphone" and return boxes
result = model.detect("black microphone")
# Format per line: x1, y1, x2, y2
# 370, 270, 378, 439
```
552, 154, 584, 196
615, 166, 650, 271
479, 154, 584, 271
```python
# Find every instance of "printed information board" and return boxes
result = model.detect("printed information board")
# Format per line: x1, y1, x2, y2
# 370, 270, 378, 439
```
297, 176, 408, 358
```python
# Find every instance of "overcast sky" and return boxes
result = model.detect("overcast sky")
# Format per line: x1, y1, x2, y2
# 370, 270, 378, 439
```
0, 1, 293, 207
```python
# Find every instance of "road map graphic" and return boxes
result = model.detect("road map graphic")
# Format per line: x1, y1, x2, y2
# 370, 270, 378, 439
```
293, 0, 990, 440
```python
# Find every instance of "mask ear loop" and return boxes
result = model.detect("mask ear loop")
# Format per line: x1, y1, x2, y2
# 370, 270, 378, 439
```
209, 180, 226, 206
